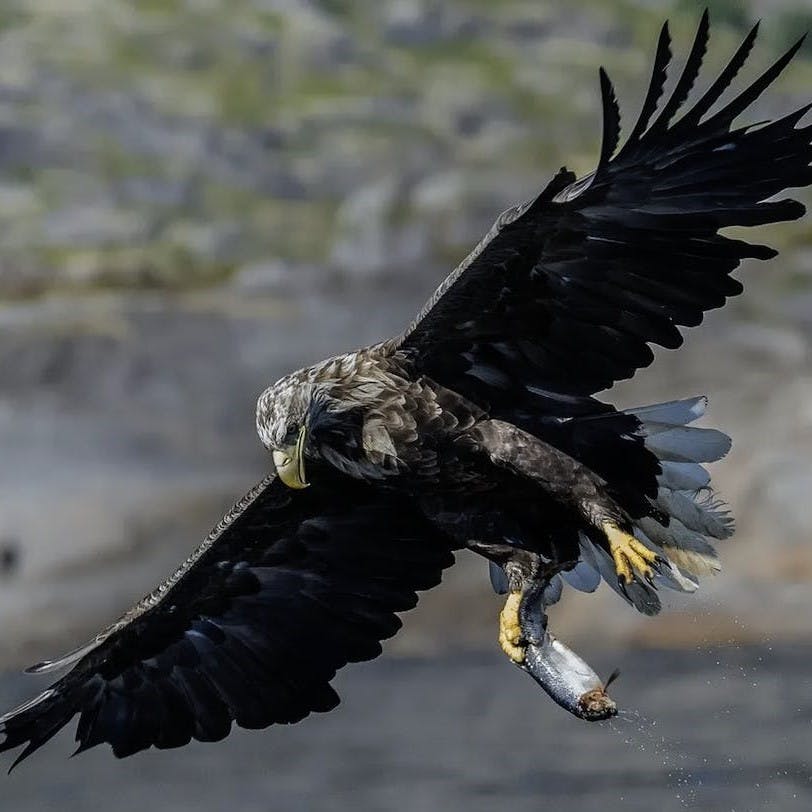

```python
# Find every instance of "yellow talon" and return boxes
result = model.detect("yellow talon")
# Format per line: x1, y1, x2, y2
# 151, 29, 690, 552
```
602, 521, 659, 584
498, 591, 525, 664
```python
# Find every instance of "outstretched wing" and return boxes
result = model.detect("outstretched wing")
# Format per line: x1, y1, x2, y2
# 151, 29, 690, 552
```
0, 471, 454, 768
392, 13, 811, 428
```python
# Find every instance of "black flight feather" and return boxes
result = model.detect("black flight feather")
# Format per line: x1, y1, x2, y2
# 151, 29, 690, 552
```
597, 67, 621, 173
621, 21, 672, 150
676, 21, 760, 128
648, 10, 710, 135
703, 34, 807, 129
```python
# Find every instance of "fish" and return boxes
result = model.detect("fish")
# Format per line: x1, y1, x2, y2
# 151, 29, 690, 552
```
519, 630, 618, 721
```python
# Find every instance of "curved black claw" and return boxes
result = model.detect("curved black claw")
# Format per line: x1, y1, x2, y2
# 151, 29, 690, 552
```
617, 553, 665, 593
617, 576, 632, 600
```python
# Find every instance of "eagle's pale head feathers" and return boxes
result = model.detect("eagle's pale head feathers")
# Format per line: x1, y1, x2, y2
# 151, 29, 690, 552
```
255, 373, 312, 453
255, 350, 409, 487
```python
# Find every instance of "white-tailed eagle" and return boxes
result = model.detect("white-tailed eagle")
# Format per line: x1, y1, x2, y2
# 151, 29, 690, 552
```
2, 12, 811, 767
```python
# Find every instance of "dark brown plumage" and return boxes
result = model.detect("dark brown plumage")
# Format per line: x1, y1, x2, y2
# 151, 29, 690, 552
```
2, 12, 811, 766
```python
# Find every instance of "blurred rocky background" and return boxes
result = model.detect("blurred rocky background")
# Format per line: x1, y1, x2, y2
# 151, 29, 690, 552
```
0, 0, 811, 672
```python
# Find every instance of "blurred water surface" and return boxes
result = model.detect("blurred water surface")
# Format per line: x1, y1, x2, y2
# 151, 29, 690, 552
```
2, 644, 812, 811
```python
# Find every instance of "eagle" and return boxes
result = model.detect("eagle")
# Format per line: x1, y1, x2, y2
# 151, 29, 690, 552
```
2, 12, 811, 767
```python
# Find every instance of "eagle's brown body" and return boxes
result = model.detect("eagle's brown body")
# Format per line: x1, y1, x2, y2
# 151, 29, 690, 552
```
256, 345, 632, 581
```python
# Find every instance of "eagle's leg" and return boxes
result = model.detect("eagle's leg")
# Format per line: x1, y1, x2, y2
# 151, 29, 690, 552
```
513, 567, 618, 721
602, 520, 659, 584
469, 541, 550, 665
469, 541, 617, 721
470, 419, 663, 589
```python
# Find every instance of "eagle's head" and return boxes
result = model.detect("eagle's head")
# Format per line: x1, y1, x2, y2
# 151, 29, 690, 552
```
256, 372, 316, 490
256, 353, 373, 489
256, 351, 403, 490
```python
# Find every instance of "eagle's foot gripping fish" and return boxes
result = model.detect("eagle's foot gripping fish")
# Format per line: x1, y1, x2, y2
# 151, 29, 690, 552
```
489, 545, 618, 719
513, 580, 617, 722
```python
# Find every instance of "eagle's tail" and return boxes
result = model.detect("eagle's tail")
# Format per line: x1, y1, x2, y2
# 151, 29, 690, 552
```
484, 396, 732, 615
565, 396, 733, 614
630, 396, 733, 575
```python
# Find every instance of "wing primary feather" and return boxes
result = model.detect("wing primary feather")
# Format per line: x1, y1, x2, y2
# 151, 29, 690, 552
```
648, 9, 709, 135
754, 101, 812, 135
596, 67, 621, 173
676, 21, 760, 128
702, 34, 808, 129
620, 21, 672, 151
24, 638, 107, 675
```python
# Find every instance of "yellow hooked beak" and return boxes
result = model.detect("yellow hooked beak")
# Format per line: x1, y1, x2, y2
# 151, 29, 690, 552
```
272, 426, 309, 489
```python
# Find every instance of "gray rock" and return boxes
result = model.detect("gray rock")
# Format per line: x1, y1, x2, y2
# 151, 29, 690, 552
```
42, 206, 146, 247
330, 175, 400, 278
728, 324, 808, 367
232, 259, 322, 294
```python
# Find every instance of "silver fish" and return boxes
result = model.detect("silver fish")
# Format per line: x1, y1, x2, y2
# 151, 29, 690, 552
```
520, 631, 618, 721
